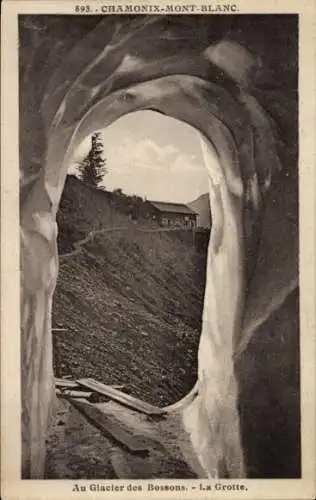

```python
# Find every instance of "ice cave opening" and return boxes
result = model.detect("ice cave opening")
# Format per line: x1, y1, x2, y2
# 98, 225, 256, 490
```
52, 109, 214, 408
19, 14, 299, 480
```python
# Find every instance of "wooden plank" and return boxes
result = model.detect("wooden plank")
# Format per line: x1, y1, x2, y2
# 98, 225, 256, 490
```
69, 398, 150, 454
56, 388, 93, 398
55, 378, 79, 389
77, 378, 165, 416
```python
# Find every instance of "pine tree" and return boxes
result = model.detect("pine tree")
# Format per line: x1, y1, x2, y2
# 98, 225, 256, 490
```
78, 132, 107, 188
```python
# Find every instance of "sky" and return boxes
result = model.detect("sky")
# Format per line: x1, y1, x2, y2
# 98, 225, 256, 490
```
69, 110, 210, 204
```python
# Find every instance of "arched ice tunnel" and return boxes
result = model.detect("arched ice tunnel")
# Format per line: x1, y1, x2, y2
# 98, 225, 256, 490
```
19, 14, 299, 479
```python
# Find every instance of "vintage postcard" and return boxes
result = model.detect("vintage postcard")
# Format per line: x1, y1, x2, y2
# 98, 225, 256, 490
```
1, 0, 315, 499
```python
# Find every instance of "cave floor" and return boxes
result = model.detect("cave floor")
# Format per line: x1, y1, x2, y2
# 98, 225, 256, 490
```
44, 396, 204, 479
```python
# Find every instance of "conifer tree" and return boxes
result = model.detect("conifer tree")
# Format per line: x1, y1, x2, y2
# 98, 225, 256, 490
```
78, 132, 107, 187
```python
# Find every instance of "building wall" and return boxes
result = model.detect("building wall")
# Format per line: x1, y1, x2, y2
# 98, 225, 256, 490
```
160, 212, 196, 228
144, 203, 196, 228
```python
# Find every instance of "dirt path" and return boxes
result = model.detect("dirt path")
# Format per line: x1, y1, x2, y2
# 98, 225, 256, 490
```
59, 224, 193, 261
59, 225, 131, 260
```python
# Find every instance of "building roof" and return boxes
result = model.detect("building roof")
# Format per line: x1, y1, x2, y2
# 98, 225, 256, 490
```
147, 200, 197, 215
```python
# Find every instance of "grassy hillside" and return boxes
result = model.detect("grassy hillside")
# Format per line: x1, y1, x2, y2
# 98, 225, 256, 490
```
53, 176, 208, 406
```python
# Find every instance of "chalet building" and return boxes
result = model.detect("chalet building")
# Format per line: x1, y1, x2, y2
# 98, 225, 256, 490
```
145, 200, 197, 228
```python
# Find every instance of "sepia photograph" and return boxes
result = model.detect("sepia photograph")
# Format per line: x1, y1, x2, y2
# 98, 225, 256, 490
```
1, 1, 316, 499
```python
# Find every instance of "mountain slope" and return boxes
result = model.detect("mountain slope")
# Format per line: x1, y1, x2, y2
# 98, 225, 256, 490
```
53, 176, 208, 405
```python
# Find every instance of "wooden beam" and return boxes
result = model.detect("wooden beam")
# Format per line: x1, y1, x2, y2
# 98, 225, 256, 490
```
56, 388, 93, 398
68, 398, 150, 454
55, 378, 79, 389
77, 378, 165, 416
